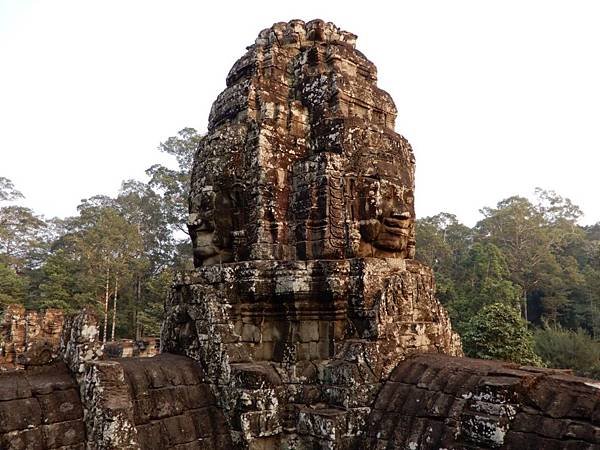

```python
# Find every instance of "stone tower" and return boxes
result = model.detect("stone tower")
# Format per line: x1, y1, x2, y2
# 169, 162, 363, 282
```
163, 19, 461, 448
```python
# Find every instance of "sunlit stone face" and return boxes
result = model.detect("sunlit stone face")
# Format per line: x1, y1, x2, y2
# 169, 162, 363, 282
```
189, 153, 416, 265
351, 165, 415, 259
187, 18, 419, 266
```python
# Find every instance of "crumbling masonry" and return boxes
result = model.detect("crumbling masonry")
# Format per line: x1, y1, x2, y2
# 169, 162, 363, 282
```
1, 19, 600, 450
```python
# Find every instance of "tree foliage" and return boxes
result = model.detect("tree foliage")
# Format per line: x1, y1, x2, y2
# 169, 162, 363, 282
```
0, 262, 26, 307
534, 326, 600, 378
0, 127, 198, 334
462, 303, 542, 365
0, 177, 24, 202
417, 189, 600, 373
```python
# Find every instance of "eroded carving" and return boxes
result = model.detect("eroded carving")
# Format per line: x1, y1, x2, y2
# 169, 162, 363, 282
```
188, 19, 415, 266
171, 20, 456, 448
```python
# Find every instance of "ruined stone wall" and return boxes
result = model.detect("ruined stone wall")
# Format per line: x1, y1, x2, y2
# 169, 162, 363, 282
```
0, 307, 100, 449
60, 307, 104, 379
0, 362, 87, 450
163, 258, 461, 447
82, 354, 232, 449
0, 330, 232, 450
103, 337, 160, 358
0, 304, 65, 370
367, 354, 600, 449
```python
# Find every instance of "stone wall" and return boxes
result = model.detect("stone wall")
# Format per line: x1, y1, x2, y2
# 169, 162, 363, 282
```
59, 307, 104, 379
81, 354, 232, 449
0, 362, 87, 450
0, 330, 232, 450
367, 354, 600, 449
0, 304, 65, 370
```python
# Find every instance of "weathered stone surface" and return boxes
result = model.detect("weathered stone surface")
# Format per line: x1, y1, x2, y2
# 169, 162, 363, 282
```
104, 337, 160, 358
0, 362, 87, 450
367, 354, 600, 449
0, 305, 233, 450
80, 354, 233, 450
164, 19, 461, 449
0, 304, 65, 370
163, 256, 462, 446
60, 307, 103, 378
188, 19, 415, 267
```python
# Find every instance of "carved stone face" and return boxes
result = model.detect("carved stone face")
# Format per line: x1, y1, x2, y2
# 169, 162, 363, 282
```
189, 187, 234, 266
351, 165, 415, 259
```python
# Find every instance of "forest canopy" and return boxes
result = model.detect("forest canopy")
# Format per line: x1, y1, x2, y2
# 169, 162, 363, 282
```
0, 128, 200, 339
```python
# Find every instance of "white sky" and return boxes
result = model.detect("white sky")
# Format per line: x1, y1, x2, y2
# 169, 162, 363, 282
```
1, 0, 599, 226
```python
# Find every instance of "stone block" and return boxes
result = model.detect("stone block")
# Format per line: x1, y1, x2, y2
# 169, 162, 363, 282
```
37, 388, 82, 424
0, 428, 43, 450
298, 321, 319, 343
163, 413, 199, 445
0, 373, 31, 401
41, 419, 86, 447
0, 398, 42, 433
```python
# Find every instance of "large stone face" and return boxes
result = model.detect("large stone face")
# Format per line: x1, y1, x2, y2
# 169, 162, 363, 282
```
188, 20, 416, 267
165, 19, 461, 448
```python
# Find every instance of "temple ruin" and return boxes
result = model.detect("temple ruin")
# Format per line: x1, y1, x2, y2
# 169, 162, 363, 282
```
1, 19, 600, 450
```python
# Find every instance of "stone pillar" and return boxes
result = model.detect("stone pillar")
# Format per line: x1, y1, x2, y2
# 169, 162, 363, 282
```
82, 360, 140, 449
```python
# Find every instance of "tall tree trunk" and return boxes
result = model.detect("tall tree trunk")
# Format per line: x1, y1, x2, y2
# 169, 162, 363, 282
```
590, 292, 595, 339
111, 276, 118, 341
523, 288, 528, 323
103, 267, 110, 343
135, 276, 141, 340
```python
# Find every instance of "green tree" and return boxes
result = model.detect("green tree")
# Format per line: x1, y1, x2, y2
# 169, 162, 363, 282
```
449, 243, 521, 332
0, 262, 26, 308
477, 196, 560, 322
416, 213, 471, 306
534, 326, 600, 378
462, 302, 542, 365
36, 249, 94, 312
114, 180, 177, 338
0, 178, 48, 309
67, 203, 143, 341
0, 205, 47, 271
146, 127, 201, 239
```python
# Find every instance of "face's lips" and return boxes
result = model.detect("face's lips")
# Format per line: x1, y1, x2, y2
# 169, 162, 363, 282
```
382, 226, 410, 236
383, 212, 411, 226
381, 211, 412, 237
383, 217, 408, 227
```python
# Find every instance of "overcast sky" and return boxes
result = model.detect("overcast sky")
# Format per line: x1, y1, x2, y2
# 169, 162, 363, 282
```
1, 0, 599, 226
